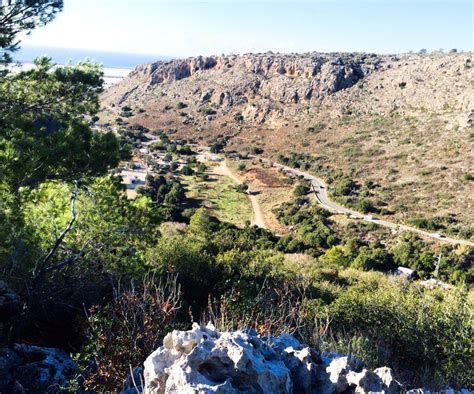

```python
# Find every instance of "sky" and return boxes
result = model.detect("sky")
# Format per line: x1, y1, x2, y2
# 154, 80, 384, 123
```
20, 0, 473, 58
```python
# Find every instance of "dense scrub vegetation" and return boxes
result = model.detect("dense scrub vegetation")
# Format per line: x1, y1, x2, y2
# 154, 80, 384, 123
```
274, 198, 472, 285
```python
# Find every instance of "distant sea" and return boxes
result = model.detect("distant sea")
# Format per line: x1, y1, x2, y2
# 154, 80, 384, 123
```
14, 46, 172, 69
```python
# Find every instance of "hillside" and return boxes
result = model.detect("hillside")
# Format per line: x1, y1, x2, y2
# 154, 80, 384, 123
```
101, 52, 474, 238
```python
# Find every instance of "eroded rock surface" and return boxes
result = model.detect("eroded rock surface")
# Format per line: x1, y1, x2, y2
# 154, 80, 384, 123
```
142, 323, 400, 394
0, 344, 78, 393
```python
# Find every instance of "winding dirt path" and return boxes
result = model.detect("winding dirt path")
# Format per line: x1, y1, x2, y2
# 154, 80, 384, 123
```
213, 159, 267, 229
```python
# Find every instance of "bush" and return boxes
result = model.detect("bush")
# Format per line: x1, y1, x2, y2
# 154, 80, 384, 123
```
199, 106, 217, 116
306, 122, 327, 133
318, 273, 473, 389
351, 244, 394, 271
464, 173, 474, 181
235, 183, 249, 193
210, 141, 225, 153
250, 146, 264, 155
356, 199, 377, 214
332, 176, 358, 196
147, 234, 216, 303
79, 277, 182, 392
181, 165, 194, 176
293, 182, 310, 197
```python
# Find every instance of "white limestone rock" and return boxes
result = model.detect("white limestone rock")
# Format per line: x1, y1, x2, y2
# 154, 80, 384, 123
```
142, 324, 401, 394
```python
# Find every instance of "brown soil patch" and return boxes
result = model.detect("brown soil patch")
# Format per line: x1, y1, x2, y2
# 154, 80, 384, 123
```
244, 168, 284, 188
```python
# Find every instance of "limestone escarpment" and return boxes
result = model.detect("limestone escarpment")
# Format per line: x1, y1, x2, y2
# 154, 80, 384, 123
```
101, 52, 472, 131
102, 52, 380, 116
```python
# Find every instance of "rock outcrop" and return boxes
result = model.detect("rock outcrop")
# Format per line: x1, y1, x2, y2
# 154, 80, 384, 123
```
102, 52, 472, 129
0, 344, 78, 393
124, 53, 375, 102
101, 52, 380, 119
141, 323, 400, 394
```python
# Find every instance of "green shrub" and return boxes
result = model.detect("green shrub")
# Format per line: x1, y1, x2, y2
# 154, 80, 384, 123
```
293, 182, 311, 197
464, 173, 474, 181
235, 183, 249, 193
317, 273, 473, 389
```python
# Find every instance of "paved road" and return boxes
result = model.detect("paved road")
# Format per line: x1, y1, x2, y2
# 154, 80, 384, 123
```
265, 160, 474, 247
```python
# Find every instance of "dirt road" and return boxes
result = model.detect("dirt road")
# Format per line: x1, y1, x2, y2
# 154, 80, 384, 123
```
213, 159, 267, 229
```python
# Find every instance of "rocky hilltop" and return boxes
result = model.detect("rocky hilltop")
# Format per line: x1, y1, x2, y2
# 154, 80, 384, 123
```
102, 52, 383, 128
101, 52, 474, 233
107, 52, 378, 106
102, 52, 472, 128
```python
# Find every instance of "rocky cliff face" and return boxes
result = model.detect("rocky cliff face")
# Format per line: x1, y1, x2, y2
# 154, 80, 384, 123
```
101, 52, 383, 129
109, 53, 377, 106
101, 52, 472, 130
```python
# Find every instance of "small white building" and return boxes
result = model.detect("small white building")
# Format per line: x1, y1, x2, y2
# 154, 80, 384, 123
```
396, 266, 415, 279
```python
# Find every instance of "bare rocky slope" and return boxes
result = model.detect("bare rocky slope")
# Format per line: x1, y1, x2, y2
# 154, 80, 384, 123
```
101, 52, 474, 236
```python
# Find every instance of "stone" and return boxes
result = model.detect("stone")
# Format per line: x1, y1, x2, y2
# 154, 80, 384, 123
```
325, 355, 362, 392
374, 366, 400, 393
347, 369, 385, 393
0, 344, 78, 393
345, 366, 400, 394
142, 324, 400, 394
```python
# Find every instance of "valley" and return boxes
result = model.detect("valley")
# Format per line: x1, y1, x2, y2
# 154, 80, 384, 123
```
100, 52, 474, 241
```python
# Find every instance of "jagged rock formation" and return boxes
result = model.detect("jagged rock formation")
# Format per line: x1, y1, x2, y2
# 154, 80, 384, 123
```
101, 52, 383, 129
102, 52, 472, 129
0, 344, 78, 393
140, 323, 400, 393
112, 52, 377, 104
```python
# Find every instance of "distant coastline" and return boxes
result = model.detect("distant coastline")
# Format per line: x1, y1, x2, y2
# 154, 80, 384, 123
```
15, 46, 172, 69
9, 62, 133, 88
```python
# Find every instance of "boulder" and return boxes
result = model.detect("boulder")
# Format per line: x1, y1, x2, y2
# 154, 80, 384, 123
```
0, 344, 78, 393
374, 366, 400, 393
142, 323, 401, 394
325, 355, 363, 392
346, 369, 386, 393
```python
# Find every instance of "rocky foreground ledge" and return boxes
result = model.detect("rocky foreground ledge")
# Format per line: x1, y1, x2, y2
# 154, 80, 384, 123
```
131, 323, 399, 393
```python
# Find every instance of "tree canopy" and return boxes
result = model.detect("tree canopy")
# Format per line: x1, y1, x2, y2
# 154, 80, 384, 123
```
0, 0, 63, 69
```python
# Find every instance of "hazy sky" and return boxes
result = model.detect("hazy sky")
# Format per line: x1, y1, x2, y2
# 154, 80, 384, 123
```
21, 0, 473, 57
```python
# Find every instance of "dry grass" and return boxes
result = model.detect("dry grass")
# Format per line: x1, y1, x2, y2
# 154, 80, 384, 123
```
227, 159, 294, 234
